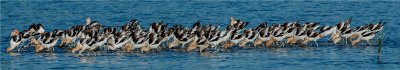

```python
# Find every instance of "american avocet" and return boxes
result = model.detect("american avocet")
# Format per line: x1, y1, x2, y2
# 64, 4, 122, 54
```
319, 25, 336, 38
6, 35, 22, 53
368, 21, 386, 32
187, 31, 209, 52
106, 33, 132, 51
270, 28, 286, 47
304, 22, 320, 30
264, 25, 281, 47
238, 29, 257, 47
293, 27, 307, 46
126, 34, 146, 52
337, 18, 352, 32
284, 27, 297, 45
72, 37, 95, 55
197, 37, 209, 52
253, 22, 268, 47
59, 29, 76, 48
10, 28, 19, 37
85, 17, 92, 25
347, 25, 369, 41
340, 28, 353, 44
89, 33, 111, 51
168, 25, 184, 49
145, 33, 164, 52
348, 21, 385, 41
169, 27, 194, 49
186, 31, 201, 52
303, 30, 321, 47
207, 30, 223, 51
8, 17, 390, 54
254, 26, 270, 47
9, 30, 29, 52
36, 24, 45, 34
180, 33, 194, 49
19, 30, 33, 48
148, 21, 166, 33
280, 22, 296, 42
230, 17, 249, 31
352, 31, 379, 46
332, 18, 352, 44
28, 23, 45, 35
32, 32, 59, 53
223, 29, 244, 49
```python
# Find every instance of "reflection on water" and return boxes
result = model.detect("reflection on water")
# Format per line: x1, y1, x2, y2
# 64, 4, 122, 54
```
271, 48, 289, 57
200, 51, 212, 56
79, 56, 96, 63
7, 53, 20, 56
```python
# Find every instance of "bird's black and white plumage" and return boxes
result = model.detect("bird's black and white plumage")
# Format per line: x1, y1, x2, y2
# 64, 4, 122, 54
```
7, 35, 22, 53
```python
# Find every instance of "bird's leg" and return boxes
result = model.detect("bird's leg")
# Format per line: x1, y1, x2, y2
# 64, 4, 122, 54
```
157, 46, 161, 51
23, 42, 30, 48
17, 42, 26, 52
213, 45, 218, 51
46, 47, 51, 52
52, 47, 55, 53
327, 37, 331, 41
85, 49, 90, 56
181, 44, 185, 49
78, 48, 85, 56
367, 40, 373, 46
17, 46, 21, 53
93, 51, 97, 56
351, 38, 361, 46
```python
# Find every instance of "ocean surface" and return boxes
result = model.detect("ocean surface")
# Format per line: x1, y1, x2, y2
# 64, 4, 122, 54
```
1, 1, 400, 70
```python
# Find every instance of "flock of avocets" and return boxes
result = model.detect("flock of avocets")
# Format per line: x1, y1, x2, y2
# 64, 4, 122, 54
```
7, 17, 385, 55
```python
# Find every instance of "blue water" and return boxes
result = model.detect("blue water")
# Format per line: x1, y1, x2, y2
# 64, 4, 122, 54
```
1, 1, 400, 70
